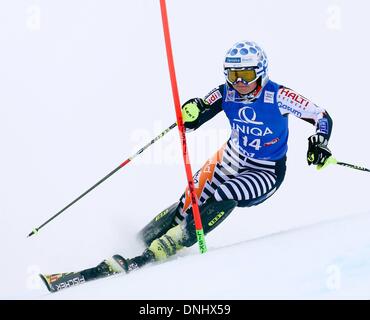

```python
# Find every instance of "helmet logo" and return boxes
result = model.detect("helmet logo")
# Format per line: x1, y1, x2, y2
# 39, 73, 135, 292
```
225, 57, 241, 63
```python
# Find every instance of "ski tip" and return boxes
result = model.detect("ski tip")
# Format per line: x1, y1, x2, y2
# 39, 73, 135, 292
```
39, 274, 54, 293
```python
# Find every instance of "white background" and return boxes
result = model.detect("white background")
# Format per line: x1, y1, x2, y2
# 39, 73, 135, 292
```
0, 0, 369, 299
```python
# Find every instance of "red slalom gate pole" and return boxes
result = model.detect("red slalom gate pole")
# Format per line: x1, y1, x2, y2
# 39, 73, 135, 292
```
159, 0, 207, 253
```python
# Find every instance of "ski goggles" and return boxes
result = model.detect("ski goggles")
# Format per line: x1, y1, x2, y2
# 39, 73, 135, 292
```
226, 68, 258, 85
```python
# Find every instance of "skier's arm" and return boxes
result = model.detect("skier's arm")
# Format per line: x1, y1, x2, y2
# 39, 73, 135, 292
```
181, 86, 224, 132
277, 86, 334, 165
277, 86, 333, 140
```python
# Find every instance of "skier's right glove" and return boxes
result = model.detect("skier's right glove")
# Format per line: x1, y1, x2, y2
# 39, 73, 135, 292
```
307, 133, 332, 166
181, 98, 206, 131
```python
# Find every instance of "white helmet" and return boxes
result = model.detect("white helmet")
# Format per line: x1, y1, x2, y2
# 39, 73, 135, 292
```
224, 41, 269, 94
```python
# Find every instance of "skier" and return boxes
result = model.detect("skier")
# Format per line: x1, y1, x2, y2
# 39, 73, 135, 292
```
41, 41, 334, 291
110, 40, 333, 271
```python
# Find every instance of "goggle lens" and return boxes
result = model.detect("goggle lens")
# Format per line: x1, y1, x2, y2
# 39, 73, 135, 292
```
227, 69, 257, 84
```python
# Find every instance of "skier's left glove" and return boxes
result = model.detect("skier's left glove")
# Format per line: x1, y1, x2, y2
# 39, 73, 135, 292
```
307, 133, 332, 166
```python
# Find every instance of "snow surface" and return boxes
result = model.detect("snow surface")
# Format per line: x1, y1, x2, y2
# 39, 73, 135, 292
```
1, 0, 370, 299
28, 211, 370, 299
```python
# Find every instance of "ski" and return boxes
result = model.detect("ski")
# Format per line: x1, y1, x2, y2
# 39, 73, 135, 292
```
39, 254, 128, 293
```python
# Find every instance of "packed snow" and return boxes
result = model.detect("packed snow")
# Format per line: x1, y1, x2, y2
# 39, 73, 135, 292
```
1, 0, 369, 299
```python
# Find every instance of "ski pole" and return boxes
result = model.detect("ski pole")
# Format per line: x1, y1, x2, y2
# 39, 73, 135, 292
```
317, 156, 370, 172
336, 160, 370, 172
28, 122, 177, 238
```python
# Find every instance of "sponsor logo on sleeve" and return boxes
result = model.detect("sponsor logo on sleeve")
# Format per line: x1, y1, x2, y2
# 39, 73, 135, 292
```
264, 91, 275, 104
318, 118, 329, 134
204, 90, 222, 105
278, 87, 310, 109
277, 101, 302, 118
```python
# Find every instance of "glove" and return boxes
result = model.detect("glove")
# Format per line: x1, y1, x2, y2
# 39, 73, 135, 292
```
181, 98, 204, 131
182, 98, 202, 122
307, 133, 332, 166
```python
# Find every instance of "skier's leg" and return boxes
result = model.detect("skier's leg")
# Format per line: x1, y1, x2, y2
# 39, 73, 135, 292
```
172, 143, 238, 225
139, 143, 229, 245
139, 201, 180, 246
147, 197, 237, 261
107, 158, 286, 271
213, 156, 286, 207
135, 141, 247, 263
146, 156, 286, 261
